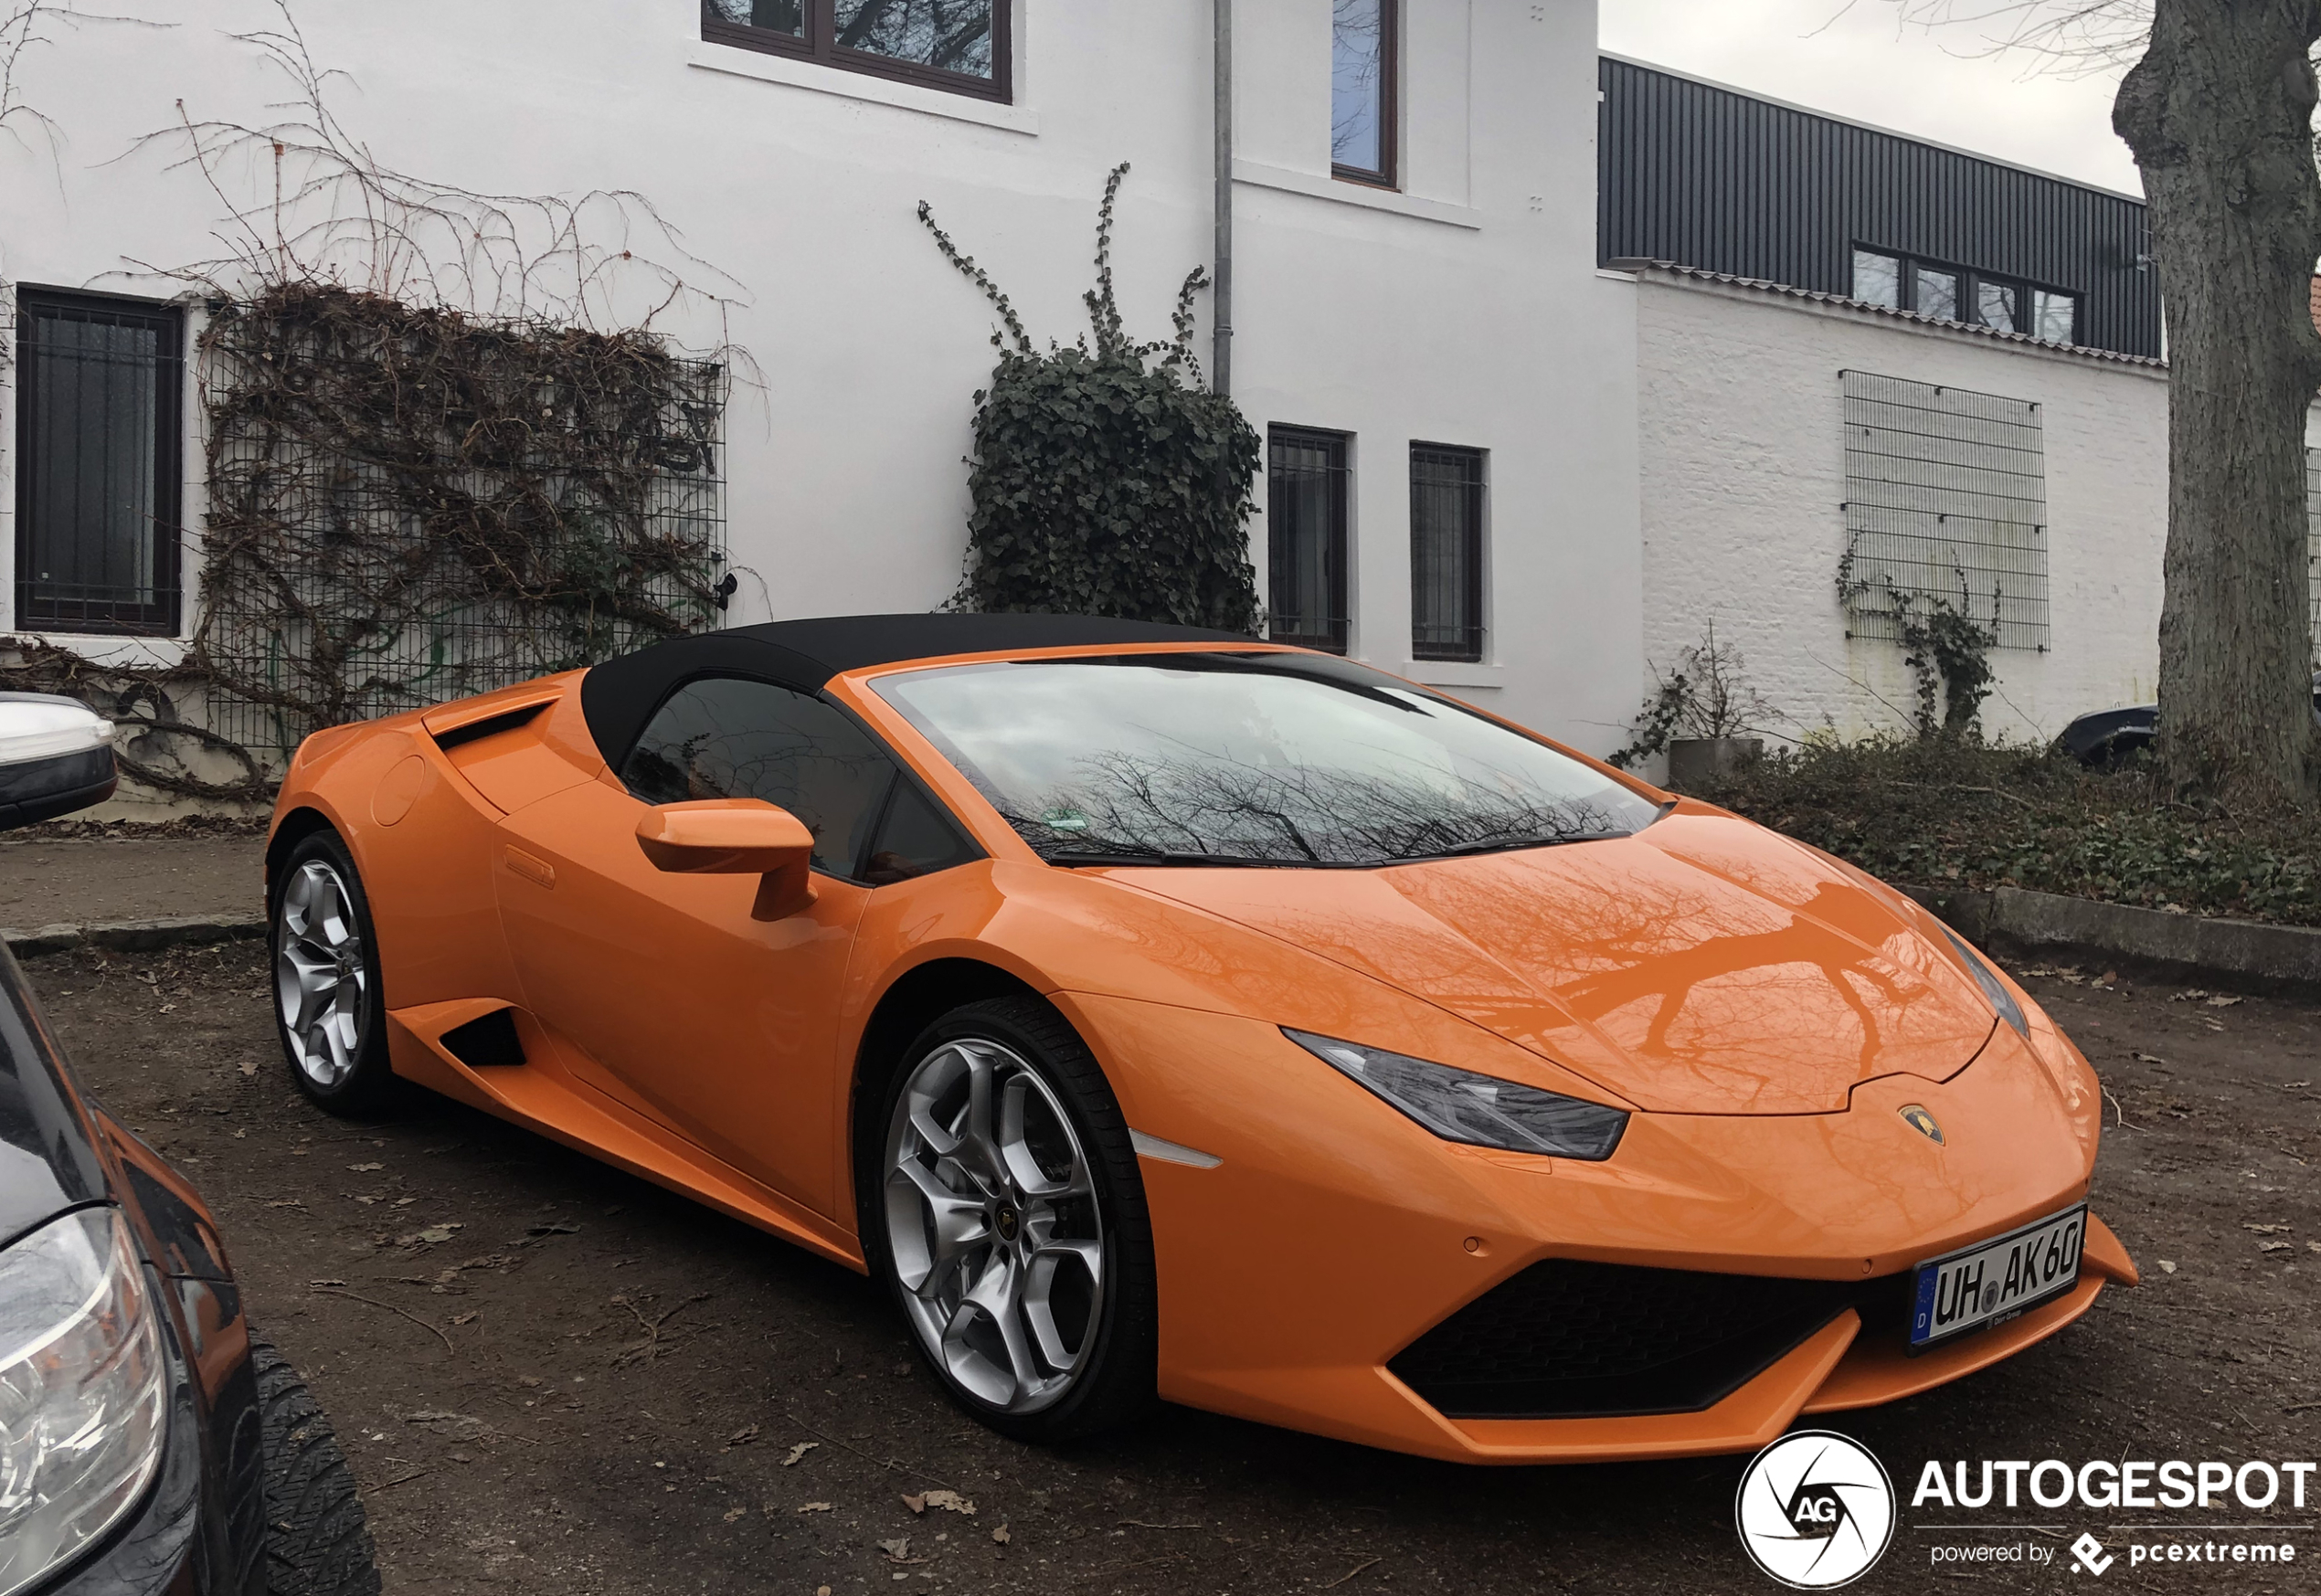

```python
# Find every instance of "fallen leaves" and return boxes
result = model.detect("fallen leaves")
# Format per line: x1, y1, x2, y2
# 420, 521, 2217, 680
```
991, 1524, 1012, 1545
903, 1488, 977, 1516
781, 1441, 818, 1467
796, 1502, 833, 1515
2244, 1223, 2292, 1235
395, 1223, 463, 1249
721, 1506, 747, 1522
348, 1161, 385, 1172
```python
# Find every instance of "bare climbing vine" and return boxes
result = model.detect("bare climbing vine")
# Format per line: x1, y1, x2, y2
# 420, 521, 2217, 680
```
0, 3, 750, 802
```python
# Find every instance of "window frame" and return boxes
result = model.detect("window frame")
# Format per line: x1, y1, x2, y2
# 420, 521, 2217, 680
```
1407, 441, 1486, 664
1330, 0, 1399, 191
1849, 246, 2079, 345
12, 288, 185, 637
700, 0, 1012, 104
1266, 426, 1353, 656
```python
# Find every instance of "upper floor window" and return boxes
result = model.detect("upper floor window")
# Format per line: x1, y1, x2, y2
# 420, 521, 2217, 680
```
13, 291, 183, 635
1331, 0, 1396, 188
1851, 248, 2077, 345
702, 0, 1009, 103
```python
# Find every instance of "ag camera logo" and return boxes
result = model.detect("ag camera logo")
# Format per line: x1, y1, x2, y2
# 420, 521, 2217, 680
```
1735, 1430, 1897, 1589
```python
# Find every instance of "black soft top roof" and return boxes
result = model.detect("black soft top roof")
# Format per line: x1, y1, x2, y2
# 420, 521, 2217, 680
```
579, 612, 1256, 768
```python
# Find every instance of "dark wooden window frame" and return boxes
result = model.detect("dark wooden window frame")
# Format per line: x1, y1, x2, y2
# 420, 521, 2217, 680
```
1850, 245, 2080, 344
701, 0, 1012, 104
1330, 0, 1399, 191
13, 288, 185, 637
1266, 426, 1353, 656
1408, 441, 1485, 663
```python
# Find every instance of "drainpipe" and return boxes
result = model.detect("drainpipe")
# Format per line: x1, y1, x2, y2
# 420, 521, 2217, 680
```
1213, 0, 1233, 396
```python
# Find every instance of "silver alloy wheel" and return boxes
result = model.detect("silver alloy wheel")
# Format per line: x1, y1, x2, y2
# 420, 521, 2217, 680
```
274, 859, 368, 1090
883, 1038, 1105, 1415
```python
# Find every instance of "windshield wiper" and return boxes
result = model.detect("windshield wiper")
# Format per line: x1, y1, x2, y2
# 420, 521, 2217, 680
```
1043, 848, 1313, 869
1422, 830, 1631, 860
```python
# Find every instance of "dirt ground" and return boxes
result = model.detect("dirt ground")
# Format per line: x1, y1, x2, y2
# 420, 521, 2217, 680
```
0, 828, 262, 928
26, 934, 2321, 1594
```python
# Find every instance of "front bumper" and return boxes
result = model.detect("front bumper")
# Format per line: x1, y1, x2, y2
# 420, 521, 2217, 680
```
1072, 993, 2132, 1464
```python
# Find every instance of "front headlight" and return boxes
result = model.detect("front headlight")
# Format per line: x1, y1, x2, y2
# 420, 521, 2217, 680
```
0, 1208, 168, 1596
1286, 1030, 1628, 1159
1937, 925, 2030, 1039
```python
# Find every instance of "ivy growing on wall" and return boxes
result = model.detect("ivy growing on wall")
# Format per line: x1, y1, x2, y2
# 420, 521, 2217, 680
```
919, 164, 1262, 631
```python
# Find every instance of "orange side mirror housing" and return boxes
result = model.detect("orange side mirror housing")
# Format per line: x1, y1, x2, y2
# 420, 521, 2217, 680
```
634, 799, 818, 921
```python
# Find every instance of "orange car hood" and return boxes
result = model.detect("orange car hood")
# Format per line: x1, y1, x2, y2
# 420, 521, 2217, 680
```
1114, 811, 1998, 1115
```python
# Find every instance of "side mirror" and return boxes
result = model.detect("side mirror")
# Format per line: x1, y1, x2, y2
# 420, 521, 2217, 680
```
634, 799, 817, 921
0, 694, 117, 829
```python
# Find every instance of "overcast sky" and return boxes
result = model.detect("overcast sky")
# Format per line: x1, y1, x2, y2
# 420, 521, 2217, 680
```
1598, 1, 2143, 196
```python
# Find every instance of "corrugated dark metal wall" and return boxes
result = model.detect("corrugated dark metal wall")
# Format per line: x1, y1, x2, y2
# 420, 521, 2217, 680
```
1598, 56, 2161, 359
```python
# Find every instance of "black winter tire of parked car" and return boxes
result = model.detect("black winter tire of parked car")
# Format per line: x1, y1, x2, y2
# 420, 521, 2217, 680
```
250, 1330, 382, 1596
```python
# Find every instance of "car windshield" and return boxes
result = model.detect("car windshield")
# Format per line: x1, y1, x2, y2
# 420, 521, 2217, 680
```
871, 651, 1661, 866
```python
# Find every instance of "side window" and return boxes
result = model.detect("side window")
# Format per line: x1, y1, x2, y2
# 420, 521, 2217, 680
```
863, 779, 979, 886
622, 677, 896, 877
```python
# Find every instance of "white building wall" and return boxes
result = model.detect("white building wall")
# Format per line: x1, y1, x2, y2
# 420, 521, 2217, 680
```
1627, 269, 2171, 752
0, 0, 1644, 772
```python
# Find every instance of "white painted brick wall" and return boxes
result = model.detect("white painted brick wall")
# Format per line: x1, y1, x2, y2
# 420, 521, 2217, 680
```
1634, 271, 2173, 756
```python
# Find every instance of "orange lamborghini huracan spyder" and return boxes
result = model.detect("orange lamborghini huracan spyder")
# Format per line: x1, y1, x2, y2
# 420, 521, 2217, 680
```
264, 613, 2134, 1464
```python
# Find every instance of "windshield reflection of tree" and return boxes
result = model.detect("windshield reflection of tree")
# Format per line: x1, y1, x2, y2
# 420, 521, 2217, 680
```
1010, 747, 1630, 864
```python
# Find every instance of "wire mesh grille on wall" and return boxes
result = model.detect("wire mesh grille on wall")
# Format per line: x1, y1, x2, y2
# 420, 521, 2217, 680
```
2305, 448, 2321, 670
1837, 369, 2049, 651
198, 282, 730, 758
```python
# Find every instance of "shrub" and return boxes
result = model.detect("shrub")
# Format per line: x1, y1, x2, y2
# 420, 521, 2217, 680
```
1692, 737, 2321, 926
920, 164, 1261, 631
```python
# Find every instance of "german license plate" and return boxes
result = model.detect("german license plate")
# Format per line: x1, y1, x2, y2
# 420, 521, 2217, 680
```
1910, 1205, 2085, 1350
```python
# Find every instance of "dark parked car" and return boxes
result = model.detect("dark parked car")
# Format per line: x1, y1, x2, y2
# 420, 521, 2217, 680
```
0, 695, 379, 1596
2058, 674, 2321, 767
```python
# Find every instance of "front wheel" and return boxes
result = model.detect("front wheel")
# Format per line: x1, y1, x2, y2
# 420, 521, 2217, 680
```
269, 829, 395, 1115
868, 998, 1157, 1443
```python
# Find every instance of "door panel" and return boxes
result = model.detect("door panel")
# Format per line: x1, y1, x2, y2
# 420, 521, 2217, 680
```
494, 777, 868, 1219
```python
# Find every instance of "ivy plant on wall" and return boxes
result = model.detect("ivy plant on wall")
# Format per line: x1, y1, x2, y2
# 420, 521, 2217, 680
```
920, 164, 1262, 631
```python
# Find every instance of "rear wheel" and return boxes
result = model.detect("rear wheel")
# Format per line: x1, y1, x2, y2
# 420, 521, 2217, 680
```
269, 830, 394, 1115
867, 998, 1156, 1443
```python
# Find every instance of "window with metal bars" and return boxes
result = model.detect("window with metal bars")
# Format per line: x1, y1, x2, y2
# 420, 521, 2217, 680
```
1409, 443, 1484, 662
13, 291, 184, 635
701, 0, 1008, 102
1267, 427, 1351, 655
1838, 370, 2049, 651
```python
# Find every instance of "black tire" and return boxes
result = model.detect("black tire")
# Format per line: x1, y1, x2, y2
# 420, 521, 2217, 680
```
862, 996, 1158, 1443
268, 828, 396, 1115
250, 1329, 383, 1596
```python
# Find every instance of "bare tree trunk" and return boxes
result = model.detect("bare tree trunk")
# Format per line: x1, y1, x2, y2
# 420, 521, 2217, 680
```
2114, 0, 2321, 803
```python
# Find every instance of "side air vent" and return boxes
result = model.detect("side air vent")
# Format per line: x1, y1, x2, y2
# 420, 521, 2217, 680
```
430, 703, 548, 752
440, 1008, 526, 1068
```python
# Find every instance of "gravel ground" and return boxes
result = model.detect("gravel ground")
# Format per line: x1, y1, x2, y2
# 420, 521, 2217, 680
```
26, 937, 2320, 1594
